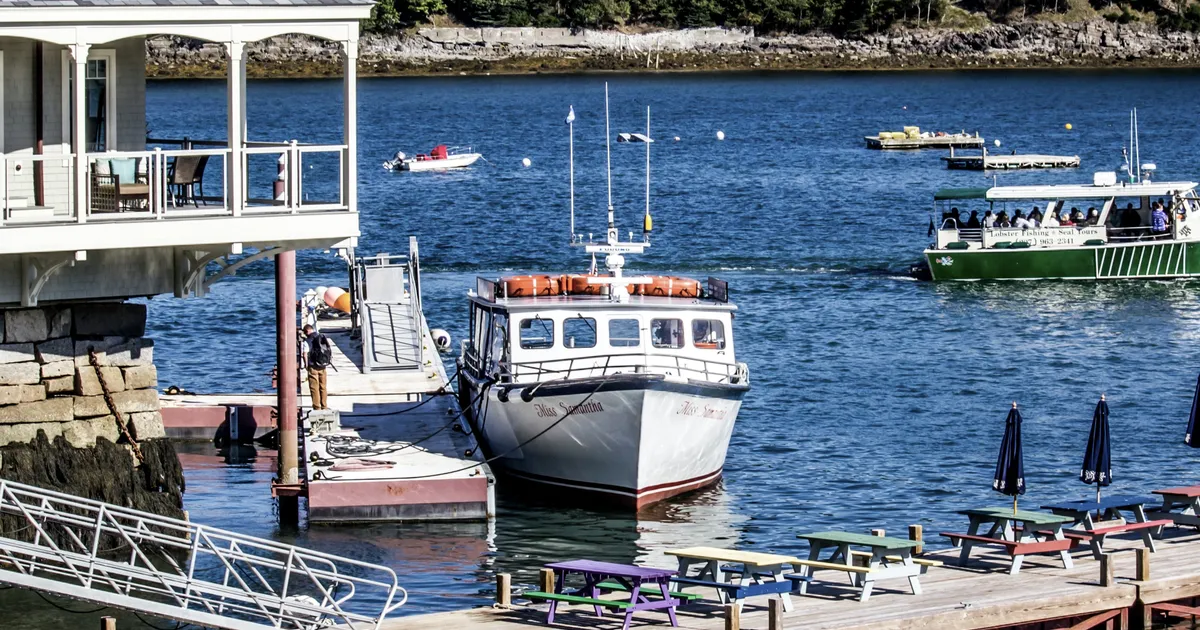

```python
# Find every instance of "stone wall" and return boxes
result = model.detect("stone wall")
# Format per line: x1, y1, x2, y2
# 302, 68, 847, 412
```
0, 303, 164, 449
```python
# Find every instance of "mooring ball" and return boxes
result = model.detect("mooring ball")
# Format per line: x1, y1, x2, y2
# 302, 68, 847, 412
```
994, 139, 1001, 147
522, 157, 532, 167
716, 130, 726, 141
1065, 123, 1073, 130
431, 328, 452, 353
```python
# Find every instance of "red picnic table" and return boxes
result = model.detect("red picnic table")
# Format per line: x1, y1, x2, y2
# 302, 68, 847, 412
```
525, 560, 679, 630
1148, 485, 1200, 528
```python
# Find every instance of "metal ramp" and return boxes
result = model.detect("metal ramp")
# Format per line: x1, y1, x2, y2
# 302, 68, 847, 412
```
0, 479, 406, 629
353, 238, 426, 373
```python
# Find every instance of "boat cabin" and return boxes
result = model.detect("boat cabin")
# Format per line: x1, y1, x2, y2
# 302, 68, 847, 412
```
463, 276, 745, 387
932, 175, 1200, 252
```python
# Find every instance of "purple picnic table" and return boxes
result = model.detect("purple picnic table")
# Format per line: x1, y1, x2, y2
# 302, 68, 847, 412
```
544, 559, 679, 630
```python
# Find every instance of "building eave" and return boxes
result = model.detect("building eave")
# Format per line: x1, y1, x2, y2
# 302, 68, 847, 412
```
0, 4, 374, 27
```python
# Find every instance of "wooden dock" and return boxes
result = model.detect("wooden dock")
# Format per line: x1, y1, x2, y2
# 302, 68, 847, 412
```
864, 134, 984, 150
383, 527, 1200, 629
944, 149, 1081, 171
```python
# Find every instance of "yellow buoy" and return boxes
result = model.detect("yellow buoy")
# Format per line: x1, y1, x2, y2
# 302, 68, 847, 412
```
1065, 123, 1073, 130
644, 214, 653, 232
333, 292, 351, 314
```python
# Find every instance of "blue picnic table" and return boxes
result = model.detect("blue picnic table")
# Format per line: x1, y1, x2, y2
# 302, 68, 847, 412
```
1041, 495, 1168, 559
529, 560, 679, 630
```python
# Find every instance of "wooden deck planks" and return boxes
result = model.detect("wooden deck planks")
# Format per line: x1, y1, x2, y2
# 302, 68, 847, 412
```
379, 528, 1200, 630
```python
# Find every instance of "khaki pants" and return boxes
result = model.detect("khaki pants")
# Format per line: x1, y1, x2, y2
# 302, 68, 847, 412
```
307, 366, 327, 410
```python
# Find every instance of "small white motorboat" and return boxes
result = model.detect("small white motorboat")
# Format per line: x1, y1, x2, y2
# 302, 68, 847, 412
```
382, 144, 481, 171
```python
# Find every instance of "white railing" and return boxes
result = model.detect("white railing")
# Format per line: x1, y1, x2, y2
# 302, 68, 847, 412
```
0, 478, 405, 629
84, 148, 231, 220
497, 351, 748, 386
243, 141, 347, 212
0, 153, 76, 227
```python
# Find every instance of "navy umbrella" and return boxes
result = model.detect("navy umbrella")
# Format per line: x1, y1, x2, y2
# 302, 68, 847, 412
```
1186, 374, 1200, 448
1080, 395, 1112, 503
993, 402, 1026, 514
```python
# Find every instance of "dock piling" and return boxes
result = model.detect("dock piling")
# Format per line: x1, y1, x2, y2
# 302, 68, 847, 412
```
100, 617, 116, 630
1100, 552, 1114, 587
275, 250, 299, 526
1136, 548, 1150, 581
724, 603, 740, 630
909, 524, 924, 554
768, 597, 784, 630
539, 568, 555, 594
870, 528, 885, 537
495, 573, 511, 607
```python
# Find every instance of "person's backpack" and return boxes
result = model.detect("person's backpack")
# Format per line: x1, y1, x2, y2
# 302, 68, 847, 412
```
308, 333, 332, 369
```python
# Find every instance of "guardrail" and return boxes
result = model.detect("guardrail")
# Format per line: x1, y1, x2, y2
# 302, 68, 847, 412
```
0, 153, 75, 227
501, 351, 746, 385
0, 478, 406, 630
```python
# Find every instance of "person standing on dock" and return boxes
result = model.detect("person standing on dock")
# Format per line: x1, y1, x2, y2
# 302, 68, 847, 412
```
302, 324, 332, 410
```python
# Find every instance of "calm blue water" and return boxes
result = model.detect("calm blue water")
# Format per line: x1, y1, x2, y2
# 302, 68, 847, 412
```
15, 70, 1200, 626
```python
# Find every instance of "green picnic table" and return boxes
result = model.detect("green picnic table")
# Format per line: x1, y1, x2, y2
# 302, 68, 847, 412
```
795, 531, 929, 602
943, 508, 1075, 575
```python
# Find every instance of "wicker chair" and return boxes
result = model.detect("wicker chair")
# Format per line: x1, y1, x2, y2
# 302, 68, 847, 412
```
167, 154, 209, 207
90, 157, 149, 213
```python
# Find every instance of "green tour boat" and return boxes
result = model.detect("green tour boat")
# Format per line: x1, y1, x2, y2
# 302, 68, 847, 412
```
922, 172, 1200, 281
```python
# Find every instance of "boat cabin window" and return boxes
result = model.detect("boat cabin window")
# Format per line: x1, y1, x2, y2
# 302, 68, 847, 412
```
564, 317, 597, 349
519, 318, 555, 349
692, 319, 726, 350
651, 318, 684, 349
609, 319, 641, 348
490, 313, 508, 363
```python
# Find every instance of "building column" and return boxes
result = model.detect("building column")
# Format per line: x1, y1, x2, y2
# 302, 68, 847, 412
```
342, 39, 358, 213
70, 43, 90, 223
225, 41, 245, 216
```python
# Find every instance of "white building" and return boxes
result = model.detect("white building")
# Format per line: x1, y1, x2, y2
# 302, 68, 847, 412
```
0, 0, 369, 305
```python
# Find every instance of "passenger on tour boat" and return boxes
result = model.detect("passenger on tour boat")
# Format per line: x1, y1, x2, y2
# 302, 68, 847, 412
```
1014, 210, 1036, 229
965, 210, 981, 229
1059, 211, 1074, 227
1152, 202, 1170, 235
996, 210, 1011, 228
1070, 207, 1085, 224
1086, 207, 1101, 225
1042, 211, 1060, 228
983, 210, 996, 228
1029, 207, 1043, 227
1118, 203, 1141, 229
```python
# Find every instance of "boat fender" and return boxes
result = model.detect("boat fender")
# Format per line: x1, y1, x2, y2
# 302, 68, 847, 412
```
431, 329, 452, 353
497, 388, 509, 403
520, 387, 536, 403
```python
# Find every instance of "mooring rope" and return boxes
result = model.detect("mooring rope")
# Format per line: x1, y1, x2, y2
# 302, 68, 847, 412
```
87, 349, 144, 465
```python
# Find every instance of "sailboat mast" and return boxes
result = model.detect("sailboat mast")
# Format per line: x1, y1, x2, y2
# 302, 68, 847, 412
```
605, 83, 615, 244
645, 106, 651, 234
569, 107, 575, 243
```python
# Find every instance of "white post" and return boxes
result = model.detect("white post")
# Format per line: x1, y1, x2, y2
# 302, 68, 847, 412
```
70, 43, 90, 223
226, 41, 245, 216
569, 109, 574, 242
342, 37, 358, 213
604, 83, 614, 244
644, 105, 650, 234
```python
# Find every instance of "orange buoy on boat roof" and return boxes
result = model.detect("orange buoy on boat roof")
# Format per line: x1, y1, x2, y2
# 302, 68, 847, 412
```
498, 275, 560, 297
323, 287, 352, 313
637, 276, 701, 298
561, 274, 608, 295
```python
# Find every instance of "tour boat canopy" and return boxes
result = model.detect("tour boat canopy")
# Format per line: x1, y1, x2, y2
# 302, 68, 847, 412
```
934, 181, 1198, 204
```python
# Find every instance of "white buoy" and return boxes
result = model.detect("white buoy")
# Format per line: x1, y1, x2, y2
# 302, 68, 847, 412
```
522, 157, 532, 167
674, 136, 681, 142
716, 130, 725, 141
994, 139, 1001, 147
431, 329, 452, 353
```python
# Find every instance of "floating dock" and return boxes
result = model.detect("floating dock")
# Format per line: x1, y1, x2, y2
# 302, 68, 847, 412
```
390, 528, 1200, 629
944, 148, 1081, 170
865, 133, 984, 150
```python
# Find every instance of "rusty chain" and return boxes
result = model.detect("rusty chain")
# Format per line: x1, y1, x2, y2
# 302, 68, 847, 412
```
87, 348, 145, 464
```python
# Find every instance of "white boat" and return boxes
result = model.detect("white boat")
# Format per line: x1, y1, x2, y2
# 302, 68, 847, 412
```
382, 145, 481, 171
455, 88, 750, 509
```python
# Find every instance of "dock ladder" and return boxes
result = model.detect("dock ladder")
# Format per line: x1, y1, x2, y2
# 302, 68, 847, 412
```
0, 478, 406, 629
351, 236, 427, 373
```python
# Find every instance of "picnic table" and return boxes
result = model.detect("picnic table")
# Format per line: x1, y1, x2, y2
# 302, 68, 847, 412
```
943, 508, 1075, 575
1041, 495, 1168, 559
525, 560, 678, 630
794, 531, 926, 602
1148, 486, 1200, 528
664, 547, 805, 612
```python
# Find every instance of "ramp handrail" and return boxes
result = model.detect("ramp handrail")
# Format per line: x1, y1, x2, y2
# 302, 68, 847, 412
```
0, 479, 406, 629
356, 245, 424, 373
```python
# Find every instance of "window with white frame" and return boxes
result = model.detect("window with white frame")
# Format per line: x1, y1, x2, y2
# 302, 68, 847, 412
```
62, 50, 116, 153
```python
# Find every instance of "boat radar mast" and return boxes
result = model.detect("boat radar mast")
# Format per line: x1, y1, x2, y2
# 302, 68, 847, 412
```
566, 83, 653, 303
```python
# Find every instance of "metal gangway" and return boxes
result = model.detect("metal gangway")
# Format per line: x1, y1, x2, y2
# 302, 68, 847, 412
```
0, 479, 406, 629
350, 237, 426, 373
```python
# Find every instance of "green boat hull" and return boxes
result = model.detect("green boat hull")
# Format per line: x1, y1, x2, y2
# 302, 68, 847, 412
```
925, 241, 1200, 281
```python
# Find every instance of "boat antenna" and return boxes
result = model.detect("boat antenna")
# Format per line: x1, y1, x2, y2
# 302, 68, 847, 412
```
644, 105, 652, 243
567, 104, 575, 243
605, 83, 615, 245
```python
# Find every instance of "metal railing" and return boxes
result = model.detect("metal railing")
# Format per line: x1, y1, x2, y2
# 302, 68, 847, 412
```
0, 153, 76, 226
243, 141, 347, 212
356, 242, 425, 372
494, 351, 748, 385
0, 478, 406, 630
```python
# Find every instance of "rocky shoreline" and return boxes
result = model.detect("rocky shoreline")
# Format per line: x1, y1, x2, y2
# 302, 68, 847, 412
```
146, 22, 1200, 78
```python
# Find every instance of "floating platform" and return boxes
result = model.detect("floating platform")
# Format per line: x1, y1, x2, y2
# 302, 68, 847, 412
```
944, 148, 1081, 170
387, 527, 1200, 629
865, 133, 984, 150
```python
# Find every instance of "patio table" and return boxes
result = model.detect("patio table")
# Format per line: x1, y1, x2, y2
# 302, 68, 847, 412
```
539, 560, 678, 630
1148, 486, 1200, 528
664, 546, 804, 612
795, 531, 923, 602
949, 508, 1074, 574
1042, 495, 1165, 559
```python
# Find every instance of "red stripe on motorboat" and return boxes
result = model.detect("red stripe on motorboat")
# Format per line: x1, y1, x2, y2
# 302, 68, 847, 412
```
503, 469, 723, 509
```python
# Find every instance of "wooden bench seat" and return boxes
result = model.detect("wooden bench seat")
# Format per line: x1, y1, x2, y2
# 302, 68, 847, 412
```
846, 550, 943, 568
942, 532, 1075, 555
523, 591, 632, 610
790, 558, 875, 573
1088, 519, 1170, 536
596, 581, 703, 601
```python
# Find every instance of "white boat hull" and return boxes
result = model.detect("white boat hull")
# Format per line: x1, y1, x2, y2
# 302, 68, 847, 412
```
459, 374, 746, 508
401, 153, 481, 171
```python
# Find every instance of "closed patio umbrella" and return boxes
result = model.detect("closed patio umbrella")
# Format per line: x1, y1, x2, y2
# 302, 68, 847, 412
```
1080, 395, 1112, 503
1185, 374, 1200, 448
993, 402, 1026, 514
